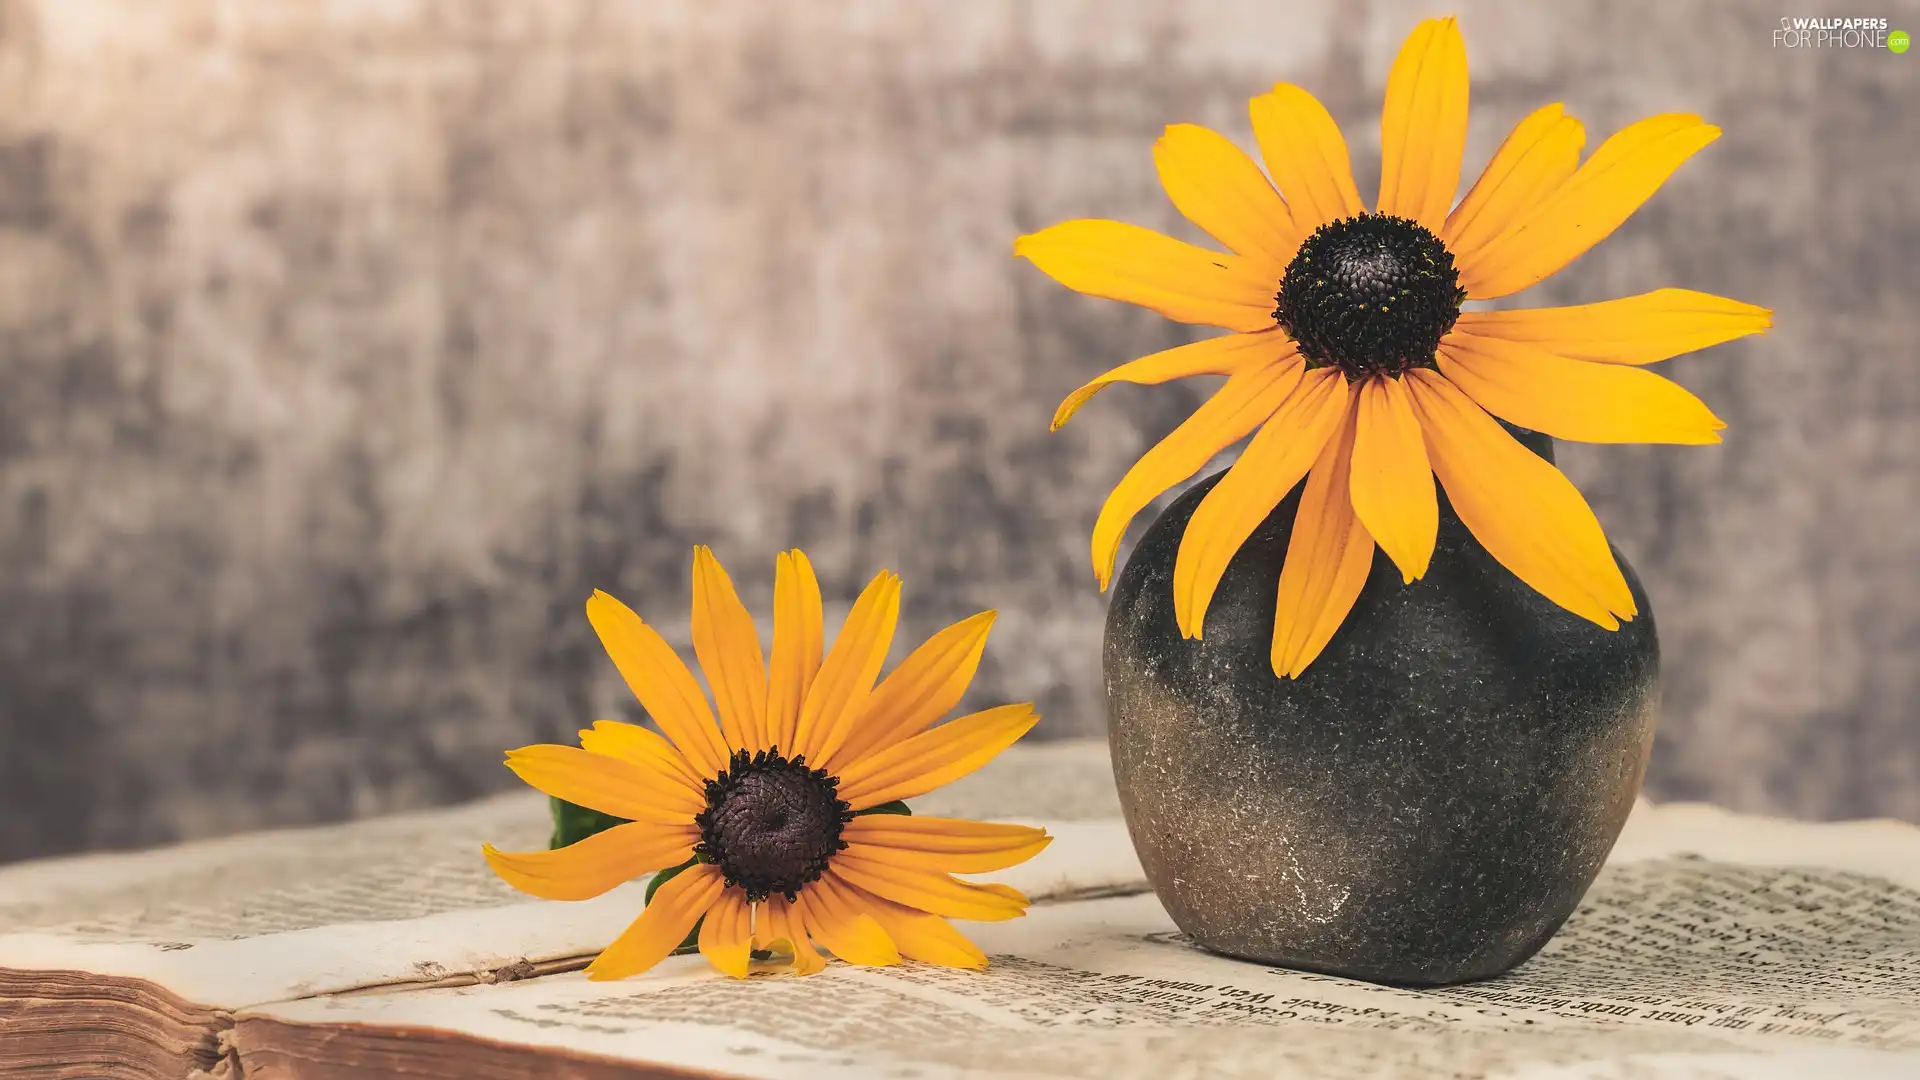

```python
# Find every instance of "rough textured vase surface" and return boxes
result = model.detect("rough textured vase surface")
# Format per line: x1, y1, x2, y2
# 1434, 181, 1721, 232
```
1106, 430, 1659, 987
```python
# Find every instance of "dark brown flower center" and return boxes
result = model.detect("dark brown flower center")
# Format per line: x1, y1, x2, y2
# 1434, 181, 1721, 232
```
1273, 213, 1466, 380
694, 748, 850, 902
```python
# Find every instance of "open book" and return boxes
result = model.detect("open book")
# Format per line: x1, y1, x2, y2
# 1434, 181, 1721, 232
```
4, 740, 1919, 1079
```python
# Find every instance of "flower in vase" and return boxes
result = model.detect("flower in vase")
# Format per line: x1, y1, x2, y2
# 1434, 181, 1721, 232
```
1017, 16, 1770, 676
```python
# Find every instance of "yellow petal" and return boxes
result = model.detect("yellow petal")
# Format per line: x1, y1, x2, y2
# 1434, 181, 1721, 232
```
503, 744, 703, 824
1091, 357, 1305, 589
691, 547, 769, 754
576, 720, 707, 796
755, 894, 828, 976
1443, 103, 1585, 261
843, 817, 1052, 874
1248, 84, 1367, 230
585, 862, 723, 981
698, 888, 753, 979
1403, 370, 1635, 626
1377, 17, 1469, 232
801, 875, 901, 966
1014, 220, 1281, 332
585, 591, 731, 778
1272, 409, 1376, 678
1053, 331, 1296, 431
828, 611, 996, 770
1154, 123, 1301, 269
835, 702, 1040, 811
837, 879, 989, 970
1452, 289, 1772, 366
1173, 368, 1350, 639
484, 822, 698, 902
751, 898, 781, 950
1437, 332, 1724, 444
829, 857, 1030, 922
1461, 114, 1720, 299
764, 550, 825, 757
749, 900, 779, 952
793, 571, 901, 767
1348, 376, 1437, 583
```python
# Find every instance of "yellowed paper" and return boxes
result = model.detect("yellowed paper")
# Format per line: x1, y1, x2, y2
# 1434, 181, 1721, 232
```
252, 855, 1920, 1079
0, 741, 1139, 1005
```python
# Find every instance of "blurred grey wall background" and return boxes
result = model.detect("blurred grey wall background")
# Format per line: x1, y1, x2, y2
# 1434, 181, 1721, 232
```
0, 0, 1914, 863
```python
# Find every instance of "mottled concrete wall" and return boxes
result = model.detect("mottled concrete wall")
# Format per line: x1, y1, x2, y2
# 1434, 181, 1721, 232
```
0, 0, 1913, 862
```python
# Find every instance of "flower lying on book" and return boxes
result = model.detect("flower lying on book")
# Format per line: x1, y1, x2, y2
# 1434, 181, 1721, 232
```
485, 547, 1048, 980
1016, 15, 1769, 678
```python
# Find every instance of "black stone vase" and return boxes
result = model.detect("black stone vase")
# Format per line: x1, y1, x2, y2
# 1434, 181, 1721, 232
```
1105, 427, 1659, 987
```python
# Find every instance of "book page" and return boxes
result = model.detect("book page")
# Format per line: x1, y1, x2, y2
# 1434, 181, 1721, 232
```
1612, 800, 1920, 890
0, 792, 548, 939
247, 845, 1920, 1080
0, 740, 1138, 1007
0, 738, 1122, 938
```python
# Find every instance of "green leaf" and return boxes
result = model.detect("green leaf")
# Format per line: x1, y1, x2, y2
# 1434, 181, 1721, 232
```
853, 799, 913, 817
549, 797, 630, 849
674, 919, 704, 954
645, 858, 697, 905
552, 801, 705, 950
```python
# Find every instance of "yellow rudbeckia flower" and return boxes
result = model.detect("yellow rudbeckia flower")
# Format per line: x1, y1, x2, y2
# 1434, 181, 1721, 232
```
1017, 16, 1770, 678
486, 547, 1047, 980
